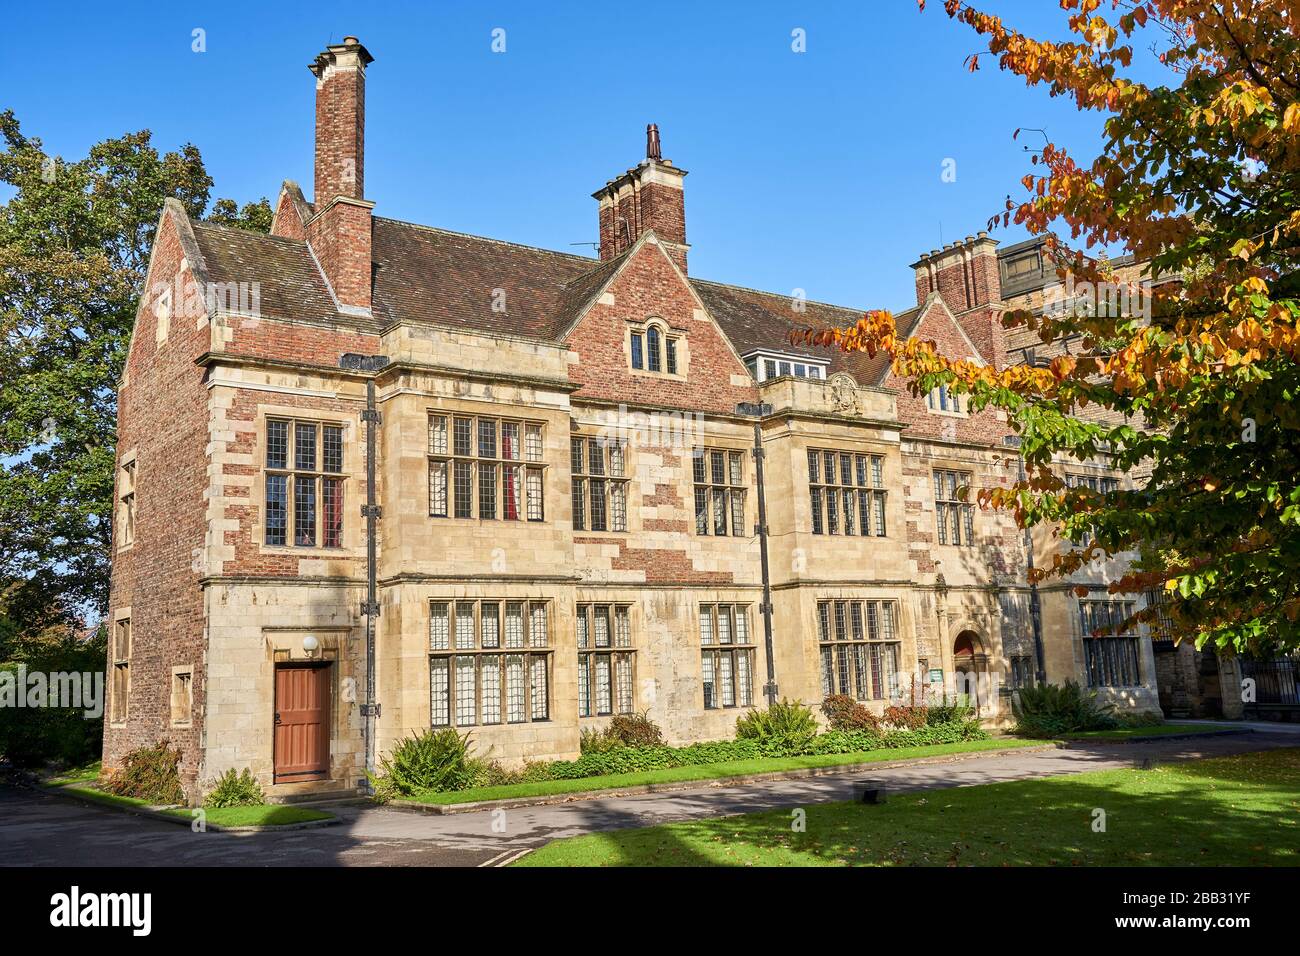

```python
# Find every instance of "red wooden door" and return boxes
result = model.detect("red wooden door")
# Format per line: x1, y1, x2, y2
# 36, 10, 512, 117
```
274, 665, 331, 781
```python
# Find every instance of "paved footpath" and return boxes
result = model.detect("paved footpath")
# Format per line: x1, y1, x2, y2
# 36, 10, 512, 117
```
3, 723, 1296, 867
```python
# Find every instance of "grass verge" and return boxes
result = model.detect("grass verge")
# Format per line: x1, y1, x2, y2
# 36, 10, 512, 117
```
49, 783, 332, 827
42, 760, 102, 787
514, 747, 1300, 867
399, 737, 1048, 806
161, 805, 334, 827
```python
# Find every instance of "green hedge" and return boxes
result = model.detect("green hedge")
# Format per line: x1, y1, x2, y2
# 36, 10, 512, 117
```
0, 630, 106, 769
503, 721, 988, 785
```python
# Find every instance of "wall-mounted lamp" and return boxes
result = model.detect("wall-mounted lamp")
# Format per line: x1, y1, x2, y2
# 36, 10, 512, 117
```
302, 634, 320, 658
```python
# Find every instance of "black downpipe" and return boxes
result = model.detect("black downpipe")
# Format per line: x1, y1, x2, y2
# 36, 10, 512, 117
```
340, 352, 388, 792
740, 403, 778, 706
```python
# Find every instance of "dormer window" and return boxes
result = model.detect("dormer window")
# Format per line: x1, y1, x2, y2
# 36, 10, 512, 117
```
745, 351, 827, 383
629, 320, 680, 376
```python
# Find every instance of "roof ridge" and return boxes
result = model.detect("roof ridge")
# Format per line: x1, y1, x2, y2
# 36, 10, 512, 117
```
373, 216, 601, 266
691, 275, 921, 321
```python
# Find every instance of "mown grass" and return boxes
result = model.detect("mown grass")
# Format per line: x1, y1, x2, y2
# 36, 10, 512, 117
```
50, 783, 332, 827
161, 805, 333, 827
42, 759, 102, 786
515, 748, 1300, 867
399, 737, 1049, 806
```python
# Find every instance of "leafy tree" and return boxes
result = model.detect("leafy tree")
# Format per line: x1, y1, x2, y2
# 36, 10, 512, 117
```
810, 1, 1300, 655
0, 110, 268, 616
206, 196, 273, 233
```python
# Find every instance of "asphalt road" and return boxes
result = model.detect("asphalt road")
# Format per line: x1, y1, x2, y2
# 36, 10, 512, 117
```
3, 723, 1296, 867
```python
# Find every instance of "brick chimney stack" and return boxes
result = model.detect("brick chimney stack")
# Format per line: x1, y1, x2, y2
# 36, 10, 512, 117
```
911, 232, 1005, 366
593, 125, 689, 272
911, 232, 1000, 311
307, 36, 375, 313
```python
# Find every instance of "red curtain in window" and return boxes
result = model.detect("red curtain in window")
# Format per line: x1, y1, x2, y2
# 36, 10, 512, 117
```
323, 477, 344, 547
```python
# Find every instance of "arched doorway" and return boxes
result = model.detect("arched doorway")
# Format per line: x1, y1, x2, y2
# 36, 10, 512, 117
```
952, 631, 990, 711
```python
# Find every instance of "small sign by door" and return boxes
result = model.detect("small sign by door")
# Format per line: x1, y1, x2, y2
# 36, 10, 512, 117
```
274, 664, 331, 782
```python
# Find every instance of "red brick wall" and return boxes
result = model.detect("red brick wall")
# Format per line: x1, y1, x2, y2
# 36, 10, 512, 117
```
968, 248, 1000, 308
915, 267, 933, 305
932, 259, 972, 311
314, 60, 366, 204
639, 180, 685, 246
103, 211, 211, 796
883, 301, 1011, 447
219, 314, 379, 365
566, 242, 756, 415
271, 189, 306, 241
597, 168, 687, 269
307, 201, 372, 311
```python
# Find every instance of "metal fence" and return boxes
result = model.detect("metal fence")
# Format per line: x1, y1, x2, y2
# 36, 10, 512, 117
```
1241, 656, 1300, 714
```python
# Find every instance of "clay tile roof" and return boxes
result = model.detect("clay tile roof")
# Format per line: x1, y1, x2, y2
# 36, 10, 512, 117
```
371, 217, 601, 340
189, 212, 915, 383
190, 222, 352, 326
551, 250, 630, 339
691, 278, 914, 387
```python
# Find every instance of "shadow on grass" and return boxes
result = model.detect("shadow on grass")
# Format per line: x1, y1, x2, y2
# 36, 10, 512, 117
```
523, 748, 1300, 867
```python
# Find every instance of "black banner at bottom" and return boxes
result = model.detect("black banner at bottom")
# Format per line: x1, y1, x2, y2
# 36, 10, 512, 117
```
0, 866, 1282, 941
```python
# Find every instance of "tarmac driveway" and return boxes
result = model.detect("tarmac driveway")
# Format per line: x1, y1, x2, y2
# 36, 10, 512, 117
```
3, 724, 1296, 867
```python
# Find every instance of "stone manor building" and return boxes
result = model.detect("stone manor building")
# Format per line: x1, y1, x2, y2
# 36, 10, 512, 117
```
104, 38, 1161, 799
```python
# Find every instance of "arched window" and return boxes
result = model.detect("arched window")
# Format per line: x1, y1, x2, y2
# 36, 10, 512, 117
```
646, 326, 662, 373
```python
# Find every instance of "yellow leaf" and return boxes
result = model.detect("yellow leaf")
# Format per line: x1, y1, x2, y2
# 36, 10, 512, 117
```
1284, 102, 1300, 133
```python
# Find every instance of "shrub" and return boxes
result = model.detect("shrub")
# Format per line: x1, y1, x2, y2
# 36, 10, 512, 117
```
376, 728, 481, 795
735, 698, 819, 754
1012, 681, 1117, 738
672, 739, 763, 764
882, 703, 928, 731
807, 721, 987, 755
579, 712, 666, 753
821, 695, 882, 733
925, 698, 974, 726
807, 730, 883, 754
548, 744, 679, 779
579, 726, 621, 754
608, 711, 665, 748
877, 720, 989, 748
102, 740, 185, 805
376, 709, 993, 799
1113, 710, 1164, 729
204, 767, 264, 808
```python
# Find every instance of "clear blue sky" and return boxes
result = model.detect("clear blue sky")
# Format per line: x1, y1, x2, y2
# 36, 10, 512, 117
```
2, 1, 1128, 311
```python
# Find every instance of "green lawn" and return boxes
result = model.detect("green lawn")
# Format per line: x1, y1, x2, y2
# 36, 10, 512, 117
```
51, 783, 332, 827
514, 747, 1300, 867
161, 805, 333, 827
42, 760, 102, 786
401, 738, 1048, 806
